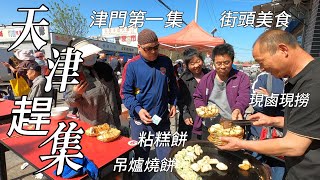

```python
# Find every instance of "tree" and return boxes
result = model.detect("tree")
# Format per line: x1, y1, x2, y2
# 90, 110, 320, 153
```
48, 0, 88, 37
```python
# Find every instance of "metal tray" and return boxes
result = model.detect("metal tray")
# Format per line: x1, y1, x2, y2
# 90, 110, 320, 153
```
168, 140, 271, 180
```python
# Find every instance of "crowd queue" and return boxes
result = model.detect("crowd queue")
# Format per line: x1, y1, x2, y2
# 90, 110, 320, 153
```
1, 28, 319, 180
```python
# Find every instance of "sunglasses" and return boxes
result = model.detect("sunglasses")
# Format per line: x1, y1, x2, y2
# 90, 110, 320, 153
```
141, 44, 160, 52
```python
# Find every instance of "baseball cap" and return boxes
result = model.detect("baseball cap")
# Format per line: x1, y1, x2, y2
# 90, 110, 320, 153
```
25, 63, 41, 72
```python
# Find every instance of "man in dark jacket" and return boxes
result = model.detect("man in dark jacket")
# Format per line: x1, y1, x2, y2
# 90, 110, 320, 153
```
109, 55, 121, 73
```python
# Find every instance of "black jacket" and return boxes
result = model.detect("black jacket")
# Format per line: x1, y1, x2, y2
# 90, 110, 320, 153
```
177, 68, 210, 121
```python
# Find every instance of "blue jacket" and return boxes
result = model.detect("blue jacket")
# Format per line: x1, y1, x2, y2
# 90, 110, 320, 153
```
251, 72, 284, 116
121, 54, 177, 121
250, 72, 285, 138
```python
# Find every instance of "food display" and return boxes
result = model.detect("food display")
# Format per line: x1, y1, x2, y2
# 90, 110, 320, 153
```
190, 155, 220, 173
238, 159, 252, 171
207, 123, 244, 146
174, 144, 231, 180
196, 104, 219, 118
85, 123, 121, 142
170, 141, 270, 180
174, 144, 204, 180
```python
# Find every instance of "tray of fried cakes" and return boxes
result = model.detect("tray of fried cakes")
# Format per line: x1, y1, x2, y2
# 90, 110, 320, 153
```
168, 140, 271, 180
85, 123, 121, 142
207, 123, 244, 146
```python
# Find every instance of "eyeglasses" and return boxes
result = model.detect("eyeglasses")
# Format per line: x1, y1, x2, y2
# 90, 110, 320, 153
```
141, 44, 160, 52
215, 60, 232, 66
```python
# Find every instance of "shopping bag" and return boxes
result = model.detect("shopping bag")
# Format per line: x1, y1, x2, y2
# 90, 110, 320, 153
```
9, 74, 30, 96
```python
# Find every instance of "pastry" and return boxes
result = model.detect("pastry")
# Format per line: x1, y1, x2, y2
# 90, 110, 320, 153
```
85, 123, 110, 136
97, 128, 121, 142
216, 162, 228, 171
238, 159, 252, 171
196, 104, 219, 118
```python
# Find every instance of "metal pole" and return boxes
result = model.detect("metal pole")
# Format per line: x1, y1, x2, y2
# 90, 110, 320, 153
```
195, 0, 199, 23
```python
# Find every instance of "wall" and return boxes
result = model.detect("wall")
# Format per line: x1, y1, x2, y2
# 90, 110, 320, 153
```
304, 0, 320, 59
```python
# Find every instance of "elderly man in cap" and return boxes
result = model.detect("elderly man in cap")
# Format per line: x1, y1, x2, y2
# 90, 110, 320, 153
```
65, 39, 122, 128
25, 63, 51, 100
218, 30, 320, 180
121, 29, 177, 179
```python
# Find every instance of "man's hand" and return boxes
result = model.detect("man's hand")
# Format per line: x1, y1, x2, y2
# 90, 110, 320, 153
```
217, 137, 243, 151
138, 109, 152, 124
248, 113, 284, 128
232, 109, 243, 120
1, 62, 10, 68
73, 80, 88, 95
248, 113, 273, 126
184, 118, 193, 126
169, 105, 176, 118
255, 87, 270, 96
1, 62, 15, 73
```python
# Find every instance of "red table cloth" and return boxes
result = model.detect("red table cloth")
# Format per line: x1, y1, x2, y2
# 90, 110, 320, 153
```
0, 119, 135, 180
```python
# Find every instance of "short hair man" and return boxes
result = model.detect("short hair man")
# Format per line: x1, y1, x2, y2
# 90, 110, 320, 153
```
97, 52, 107, 63
218, 29, 320, 180
25, 63, 51, 100
121, 29, 177, 179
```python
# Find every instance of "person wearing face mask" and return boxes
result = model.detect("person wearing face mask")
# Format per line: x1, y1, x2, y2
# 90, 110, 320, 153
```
64, 39, 122, 127
177, 48, 210, 140
193, 43, 251, 139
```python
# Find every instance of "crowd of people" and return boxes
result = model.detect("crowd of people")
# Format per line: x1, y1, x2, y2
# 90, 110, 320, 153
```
1, 28, 319, 180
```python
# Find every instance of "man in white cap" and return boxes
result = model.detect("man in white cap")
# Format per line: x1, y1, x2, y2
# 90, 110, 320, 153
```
65, 39, 122, 127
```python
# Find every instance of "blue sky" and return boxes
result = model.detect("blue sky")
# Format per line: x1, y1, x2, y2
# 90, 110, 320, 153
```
0, 0, 271, 61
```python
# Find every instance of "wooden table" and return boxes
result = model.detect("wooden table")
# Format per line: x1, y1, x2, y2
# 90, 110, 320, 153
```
0, 119, 135, 179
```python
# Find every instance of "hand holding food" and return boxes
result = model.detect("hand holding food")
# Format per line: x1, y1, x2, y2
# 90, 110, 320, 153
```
207, 123, 244, 146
